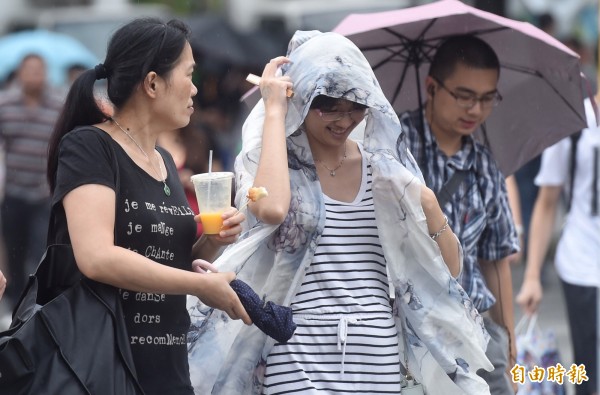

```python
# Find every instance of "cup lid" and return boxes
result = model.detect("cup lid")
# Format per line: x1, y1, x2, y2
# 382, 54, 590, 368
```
190, 172, 234, 182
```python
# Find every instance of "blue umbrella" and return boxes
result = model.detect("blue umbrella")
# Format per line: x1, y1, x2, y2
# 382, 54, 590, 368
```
0, 29, 98, 87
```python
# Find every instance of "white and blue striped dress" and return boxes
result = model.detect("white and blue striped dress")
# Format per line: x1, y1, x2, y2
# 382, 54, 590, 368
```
262, 153, 403, 394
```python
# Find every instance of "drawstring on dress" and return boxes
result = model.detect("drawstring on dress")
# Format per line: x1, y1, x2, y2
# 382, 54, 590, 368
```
337, 317, 358, 374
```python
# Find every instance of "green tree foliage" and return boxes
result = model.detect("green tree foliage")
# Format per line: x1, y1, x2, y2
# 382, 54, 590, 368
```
136, 0, 225, 15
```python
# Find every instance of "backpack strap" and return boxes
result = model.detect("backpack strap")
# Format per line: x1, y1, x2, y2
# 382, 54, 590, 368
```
567, 131, 582, 213
437, 169, 469, 208
592, 146, 598, 216
412, 114, 470, 208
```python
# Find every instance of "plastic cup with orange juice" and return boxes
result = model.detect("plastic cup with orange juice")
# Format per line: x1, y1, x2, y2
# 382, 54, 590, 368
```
190, 172, 234, 235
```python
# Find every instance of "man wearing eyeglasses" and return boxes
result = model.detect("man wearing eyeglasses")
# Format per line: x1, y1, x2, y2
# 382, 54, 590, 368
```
399, 35, 519, 394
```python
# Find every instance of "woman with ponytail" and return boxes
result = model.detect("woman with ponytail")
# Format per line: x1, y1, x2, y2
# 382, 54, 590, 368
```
46, 18, 250, 395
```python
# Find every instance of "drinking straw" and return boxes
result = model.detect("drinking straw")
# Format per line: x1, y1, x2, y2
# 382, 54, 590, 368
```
206, 150, 213, 206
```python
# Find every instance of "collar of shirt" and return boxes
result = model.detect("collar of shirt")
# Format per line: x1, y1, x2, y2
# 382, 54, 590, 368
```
408, 106, 480, 173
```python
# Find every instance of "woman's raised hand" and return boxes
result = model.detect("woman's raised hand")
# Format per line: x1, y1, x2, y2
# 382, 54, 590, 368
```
260, 56, 293, 108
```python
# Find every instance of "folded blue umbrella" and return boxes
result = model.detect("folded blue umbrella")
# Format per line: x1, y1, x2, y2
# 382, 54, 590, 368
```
230, 279, 296, 343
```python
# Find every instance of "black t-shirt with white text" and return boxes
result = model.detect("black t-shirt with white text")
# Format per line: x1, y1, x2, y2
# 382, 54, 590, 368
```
53, 127, 197, 395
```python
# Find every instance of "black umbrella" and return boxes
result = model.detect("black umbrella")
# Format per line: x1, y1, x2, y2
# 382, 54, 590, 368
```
186, 14, 287, 68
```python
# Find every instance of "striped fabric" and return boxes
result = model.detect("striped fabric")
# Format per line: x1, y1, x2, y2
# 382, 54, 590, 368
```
262, 159, 402, 394
0, 87, 63, 202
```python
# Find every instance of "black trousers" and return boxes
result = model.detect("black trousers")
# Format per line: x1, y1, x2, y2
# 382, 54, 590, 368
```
562, 279, 598, 395
1, 195, 50, 308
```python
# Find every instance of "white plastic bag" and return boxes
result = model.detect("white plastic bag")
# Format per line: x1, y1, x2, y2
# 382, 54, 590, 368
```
515, 313, 565, 395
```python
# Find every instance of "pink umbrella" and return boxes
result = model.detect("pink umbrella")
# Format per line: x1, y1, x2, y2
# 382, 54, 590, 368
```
331, 0, 587, 176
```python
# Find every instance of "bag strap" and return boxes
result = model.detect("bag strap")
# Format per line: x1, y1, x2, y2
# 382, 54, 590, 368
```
414, 111, 470, 207
47, 128, 121, 245
30, 130, 122, 312
592, 146, 598, 216
567, 131, 581, 213
46, 127, 121, 246
43, 129, 145, 391
436, 169, 469, 208
515, 312, 539, 340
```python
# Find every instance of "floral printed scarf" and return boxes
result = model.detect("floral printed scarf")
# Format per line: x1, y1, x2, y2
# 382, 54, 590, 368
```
187, 31, 493, 395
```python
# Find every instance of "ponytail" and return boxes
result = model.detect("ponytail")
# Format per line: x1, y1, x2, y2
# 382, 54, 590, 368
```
47, 68, 107, 192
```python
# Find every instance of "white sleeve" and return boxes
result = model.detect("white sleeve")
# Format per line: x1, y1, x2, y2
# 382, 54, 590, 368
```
534, 137, 571, 187
535, 98, 596, 187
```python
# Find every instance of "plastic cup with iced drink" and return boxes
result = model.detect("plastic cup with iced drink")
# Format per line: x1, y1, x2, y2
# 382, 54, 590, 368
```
191, 172, 234, 235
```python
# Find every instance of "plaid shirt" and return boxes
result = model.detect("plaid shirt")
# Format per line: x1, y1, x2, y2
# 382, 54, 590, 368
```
400, 108, 519, 312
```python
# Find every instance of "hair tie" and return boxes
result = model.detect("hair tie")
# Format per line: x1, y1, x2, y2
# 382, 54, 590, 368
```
94, 63, 108, 80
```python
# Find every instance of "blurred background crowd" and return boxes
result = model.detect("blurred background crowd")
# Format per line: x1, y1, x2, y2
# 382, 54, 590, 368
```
0, 1, 597, 393
0, 0, 596, 194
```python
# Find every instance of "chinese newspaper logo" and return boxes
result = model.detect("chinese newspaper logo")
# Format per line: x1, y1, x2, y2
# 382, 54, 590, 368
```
511, 363, 588, 386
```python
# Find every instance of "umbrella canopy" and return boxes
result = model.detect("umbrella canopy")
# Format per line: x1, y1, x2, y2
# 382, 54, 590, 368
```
0, 29, 98, 87
333, 0, 587, 176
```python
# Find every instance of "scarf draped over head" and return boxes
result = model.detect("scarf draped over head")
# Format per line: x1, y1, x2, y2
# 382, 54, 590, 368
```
187, 30, 492, 395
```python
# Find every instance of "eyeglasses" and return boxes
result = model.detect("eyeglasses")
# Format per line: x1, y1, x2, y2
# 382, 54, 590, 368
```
316, 108, 367, 122
432, 77, 502, 110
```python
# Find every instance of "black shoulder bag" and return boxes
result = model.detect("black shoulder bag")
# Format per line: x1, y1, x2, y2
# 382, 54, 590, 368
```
0, 132, 144, 394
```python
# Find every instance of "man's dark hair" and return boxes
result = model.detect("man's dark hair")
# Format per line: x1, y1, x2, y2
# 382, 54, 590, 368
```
428, 35, 500, 82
